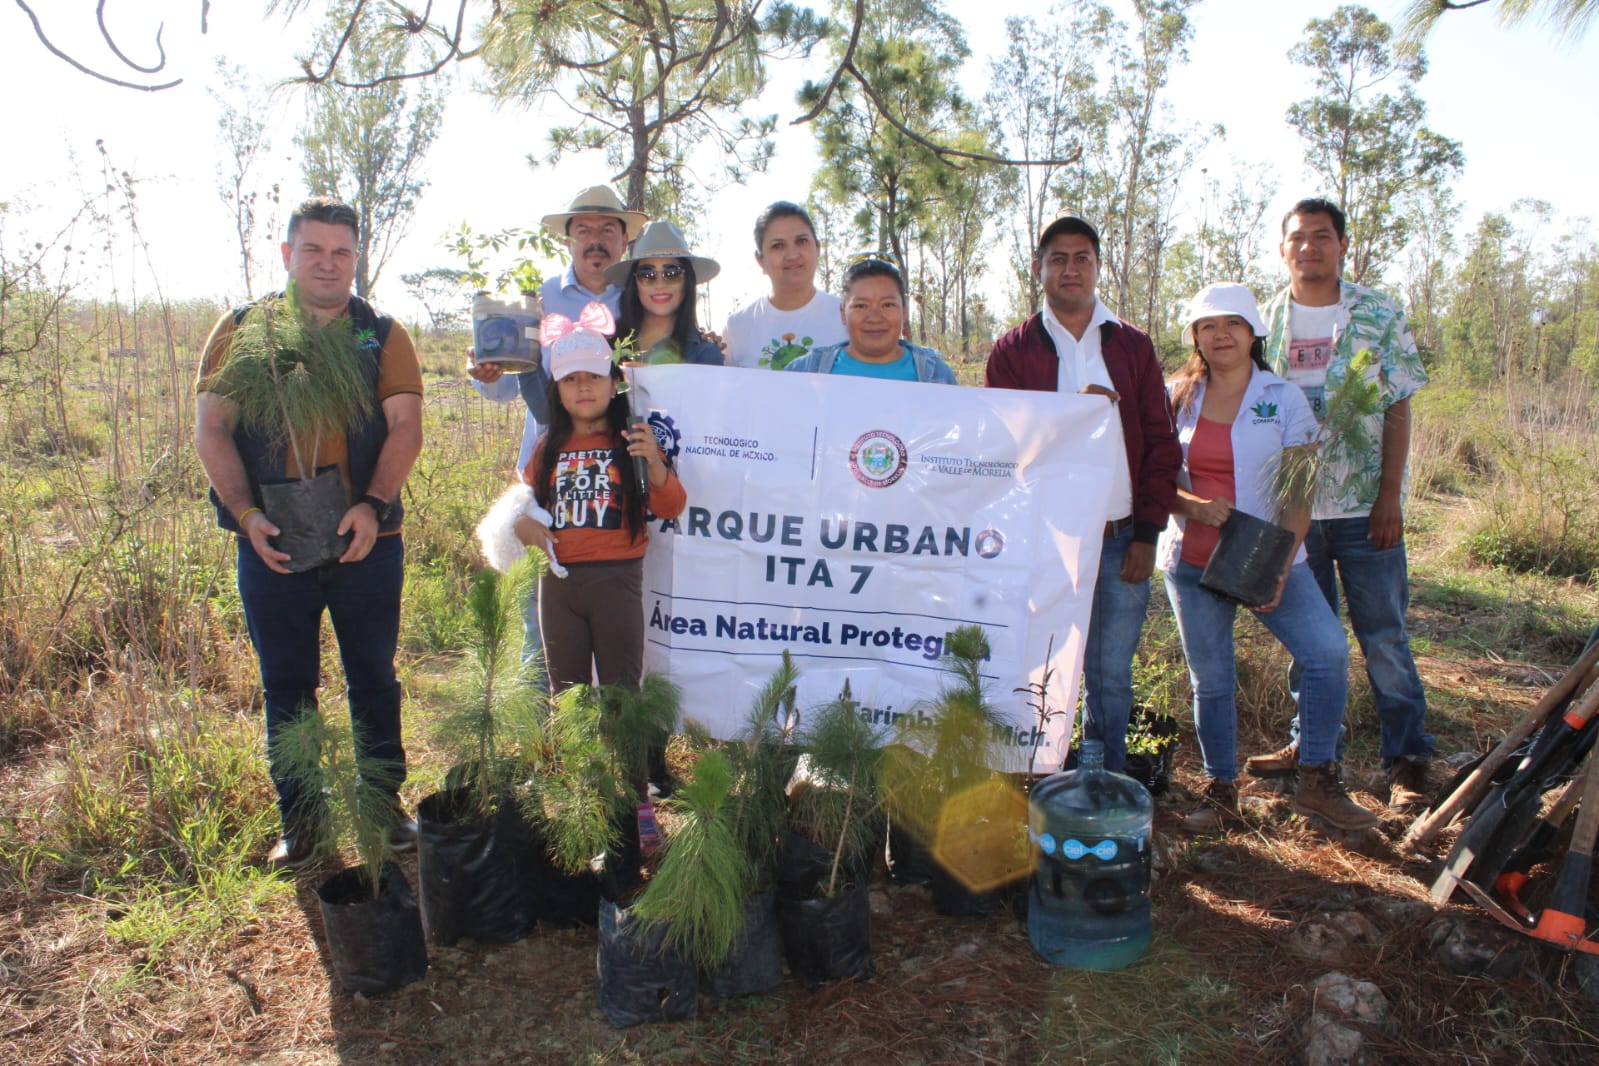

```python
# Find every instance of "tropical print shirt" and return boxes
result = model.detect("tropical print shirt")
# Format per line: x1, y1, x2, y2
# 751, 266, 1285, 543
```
1262, 279, 1428, 520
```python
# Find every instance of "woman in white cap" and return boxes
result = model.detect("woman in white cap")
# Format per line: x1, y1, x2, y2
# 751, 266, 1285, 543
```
1160, 283, 1374, 833
603, 220, 723, 365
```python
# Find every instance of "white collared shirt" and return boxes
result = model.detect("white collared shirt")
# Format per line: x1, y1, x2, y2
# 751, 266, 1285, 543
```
1041, 297, 1132, 520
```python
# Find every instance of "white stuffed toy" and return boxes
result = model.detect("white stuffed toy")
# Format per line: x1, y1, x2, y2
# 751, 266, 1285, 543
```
475, 483, 569, 578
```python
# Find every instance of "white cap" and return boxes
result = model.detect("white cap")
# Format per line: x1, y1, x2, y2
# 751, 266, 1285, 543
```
542, 301, 618, 380
549, 330, 614, 381
1181, 283, 1267, 345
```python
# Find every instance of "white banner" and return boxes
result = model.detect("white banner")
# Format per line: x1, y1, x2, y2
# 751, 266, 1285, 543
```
634, 364, 1117, 773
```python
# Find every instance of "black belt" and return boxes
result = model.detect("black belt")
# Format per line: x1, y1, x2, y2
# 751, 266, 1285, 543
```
1103, 517, 1133, 538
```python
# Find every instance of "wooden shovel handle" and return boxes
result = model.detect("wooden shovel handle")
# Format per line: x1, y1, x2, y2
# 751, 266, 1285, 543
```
1406, 646, 1599, 848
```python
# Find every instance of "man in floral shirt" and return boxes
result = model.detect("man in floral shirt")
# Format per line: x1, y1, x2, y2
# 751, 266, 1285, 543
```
1245, 197, 1434, 814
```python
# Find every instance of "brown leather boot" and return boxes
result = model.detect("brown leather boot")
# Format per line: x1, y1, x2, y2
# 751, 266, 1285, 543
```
1182, 778, 1239, 832
1387, 757, 1430, 813
1244, 740, 1298, 778
1293, 762, 1379, 831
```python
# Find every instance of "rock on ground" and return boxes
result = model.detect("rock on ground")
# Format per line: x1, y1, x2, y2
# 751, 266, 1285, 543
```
1304, 970, 1390, 1066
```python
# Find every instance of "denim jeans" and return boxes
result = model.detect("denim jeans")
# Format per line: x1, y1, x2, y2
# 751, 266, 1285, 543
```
237, 534, 407, 833
1164, 560, 1349, 780
522, 580, 544, 666
1080, 527, 1152, 773
1289, 516, 1434, 766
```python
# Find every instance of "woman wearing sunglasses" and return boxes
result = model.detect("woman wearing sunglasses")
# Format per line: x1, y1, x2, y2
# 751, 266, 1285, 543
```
784, 254, 957, 383
602, 221, 724, 365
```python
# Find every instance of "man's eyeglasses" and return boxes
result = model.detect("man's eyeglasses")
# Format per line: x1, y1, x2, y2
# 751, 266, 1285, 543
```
634, 264, 686, 283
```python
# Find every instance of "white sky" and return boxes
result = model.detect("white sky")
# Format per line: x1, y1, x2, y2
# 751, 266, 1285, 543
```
1, 0, 1594, 327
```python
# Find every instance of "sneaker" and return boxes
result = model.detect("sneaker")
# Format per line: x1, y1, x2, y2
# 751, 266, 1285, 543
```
1387, 757, 1431, 814
637, 802, 664, 857
1183, 778, 1239, 832
1244, 741, 1299, 778
1293, 762, 1379, 831
385, 817, 419, 853
267, 834, 324, 872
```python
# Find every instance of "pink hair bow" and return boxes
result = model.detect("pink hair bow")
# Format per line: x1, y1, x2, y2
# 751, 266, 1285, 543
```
540, 301, 615, 346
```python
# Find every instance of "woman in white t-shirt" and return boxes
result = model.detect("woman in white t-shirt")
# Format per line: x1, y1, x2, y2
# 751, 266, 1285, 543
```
721, 201, 847, 369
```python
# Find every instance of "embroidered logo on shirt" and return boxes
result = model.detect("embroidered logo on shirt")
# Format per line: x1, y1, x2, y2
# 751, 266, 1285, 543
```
1250, 400, 1280, 424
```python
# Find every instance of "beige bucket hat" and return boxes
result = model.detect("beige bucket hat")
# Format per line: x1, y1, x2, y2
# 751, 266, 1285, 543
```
540, 185, 649, 240
602, 220, 721, 287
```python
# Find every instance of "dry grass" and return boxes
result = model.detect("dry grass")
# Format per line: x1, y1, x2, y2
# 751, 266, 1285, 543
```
3, 207, 1599, 1061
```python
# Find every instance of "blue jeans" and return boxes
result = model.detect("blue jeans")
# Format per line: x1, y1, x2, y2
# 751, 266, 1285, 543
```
522, 581, 543, 665
1289, 516, 1433, 766
237, 534, 407, 833
1080, 527, 1152, 773
1164, 560, 1349, 780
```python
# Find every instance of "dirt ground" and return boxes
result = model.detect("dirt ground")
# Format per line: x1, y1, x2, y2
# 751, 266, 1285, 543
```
7, 745, 1599, 1065
5, 559, 1599, 1064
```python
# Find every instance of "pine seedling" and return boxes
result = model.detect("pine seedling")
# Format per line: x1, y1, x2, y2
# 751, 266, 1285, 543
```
885, 624, 1008, 845
600, 673, 681, 797
725, 652, 802, 888
432, 554, 545, 819
528, 684, 628, 875
1269, 348, 1383, 515
792, 680, 884, 898
268, 703, 396, 897
633, 749, 749, 970
201, 282, 372, 478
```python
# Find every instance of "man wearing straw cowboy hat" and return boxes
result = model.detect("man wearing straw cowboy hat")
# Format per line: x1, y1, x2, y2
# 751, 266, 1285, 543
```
468, 185, 648, 657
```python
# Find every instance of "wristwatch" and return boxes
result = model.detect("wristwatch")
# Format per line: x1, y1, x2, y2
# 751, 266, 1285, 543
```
358, 493, 393, 522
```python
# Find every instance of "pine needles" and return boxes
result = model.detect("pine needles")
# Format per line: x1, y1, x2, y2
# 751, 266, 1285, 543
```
791, 679, 884, 897
632, 749, 749, 970
432, 555, 546, 819
268, 704, 396, 897
883, 624, 1008, 849
1269, 347, 1384, 515
200, 282, 372, 477
725, 651, 802, 887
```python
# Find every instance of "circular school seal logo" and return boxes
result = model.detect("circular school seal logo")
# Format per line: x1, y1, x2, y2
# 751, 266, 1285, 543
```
849, 429, 908, 489
646, 411, 682, 461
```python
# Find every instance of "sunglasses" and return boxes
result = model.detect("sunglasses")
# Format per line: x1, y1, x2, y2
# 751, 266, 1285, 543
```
633, 264, 686, 283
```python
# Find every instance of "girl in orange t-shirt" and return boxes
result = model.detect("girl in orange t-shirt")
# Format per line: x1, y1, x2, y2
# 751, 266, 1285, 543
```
510, 304, 686, 693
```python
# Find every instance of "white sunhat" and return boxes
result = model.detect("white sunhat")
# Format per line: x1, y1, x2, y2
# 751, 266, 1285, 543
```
1181, 283, 1267, 345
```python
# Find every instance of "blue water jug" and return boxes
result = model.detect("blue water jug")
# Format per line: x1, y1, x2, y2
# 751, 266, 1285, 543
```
1027, 738, 1153, 970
